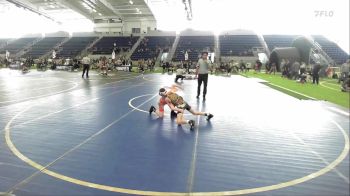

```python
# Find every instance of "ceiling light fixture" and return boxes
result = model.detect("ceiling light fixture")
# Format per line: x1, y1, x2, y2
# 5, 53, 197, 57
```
183, 0, 193, 20
129, 0, 133, 5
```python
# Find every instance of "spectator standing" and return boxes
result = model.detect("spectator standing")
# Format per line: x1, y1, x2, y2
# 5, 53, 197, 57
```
312, 63, 321, 85
300, 62, 306, 75
162, 61, 166, 74
339, 60, 349, 83
239, 60, 246, 72
255, 59, 262, 72
269, 62, 277, 75
128, 59, 133, 72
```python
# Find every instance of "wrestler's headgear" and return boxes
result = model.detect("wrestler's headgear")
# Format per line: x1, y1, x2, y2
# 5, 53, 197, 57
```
159, 88, 167, 96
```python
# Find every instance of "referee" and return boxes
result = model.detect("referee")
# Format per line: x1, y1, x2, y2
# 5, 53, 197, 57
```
196, 51, 211, 101
81, 55, 91, 78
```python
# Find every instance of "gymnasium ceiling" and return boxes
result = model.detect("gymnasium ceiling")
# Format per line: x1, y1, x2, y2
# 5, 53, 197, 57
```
0, 0, 197, 24
1, 0, 160, 23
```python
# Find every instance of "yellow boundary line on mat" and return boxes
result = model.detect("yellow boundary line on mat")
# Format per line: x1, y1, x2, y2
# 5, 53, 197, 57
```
4, 104, 350, 195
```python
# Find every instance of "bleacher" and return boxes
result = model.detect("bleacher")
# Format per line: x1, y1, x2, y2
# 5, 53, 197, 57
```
57, 37, 97, 58
0, 37, 37, 54
312, 35, 349, 64
174, 36, 214, 61
0, 39, 9, 48
263, 35, 298, 51
220, 35, 261, 56
130, 36, 174, 60
91, 36, 138, 55
24, 37, 66, 58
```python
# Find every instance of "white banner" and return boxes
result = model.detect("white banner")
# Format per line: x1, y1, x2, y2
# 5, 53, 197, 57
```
258, 53, 268, 64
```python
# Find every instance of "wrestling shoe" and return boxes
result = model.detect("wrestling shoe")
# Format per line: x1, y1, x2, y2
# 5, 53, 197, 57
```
149, 105, 156, 114
206, 113, 214, 121
189, 120, 195, 131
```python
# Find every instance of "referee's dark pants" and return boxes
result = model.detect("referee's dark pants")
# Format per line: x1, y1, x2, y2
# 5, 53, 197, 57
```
82, 64, 90, 78
312, 72, 319, 85
197, 73, 208, 98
